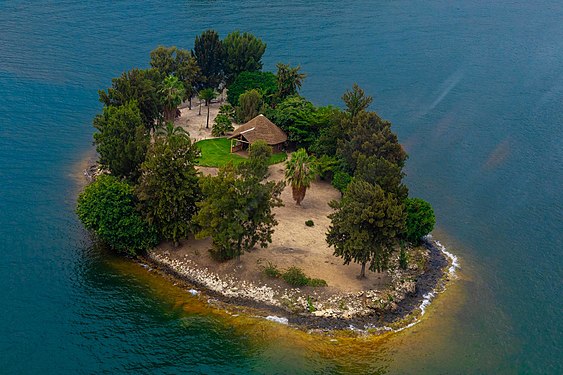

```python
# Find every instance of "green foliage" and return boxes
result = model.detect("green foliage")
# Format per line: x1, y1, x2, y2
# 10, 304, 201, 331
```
355, 154, 408, 201
403, 198, 436, 244
315, 155, 339, 180
281, 266, 309, 287
150, 46, 201, 103
76, 175, 157, 255
160, 75, 185, 122
399, 244, 409, 270
223, 31, 267, 84
305, 220, 314, 227
307, 296, 316, 312
261, 261, 282, 278
218, 103, 236, 121
327, 179, 406, 278
93, 101, 149, 182
276, 63, 306, 101
342, 84, 373, 118
99, 68, 163, 129
150, 46, 177, 77
242, 140, 273, 180
227, 71, 277, 107
337, 110, 408, 172
136, 131, 201, 244
236, 89, 263, 123
285, 149, 317, 205
331, 170, 352, 193
194, 30, 225, 89
212, 114, 234, 136
193, 164, 284, 261
307, 278, 327, 287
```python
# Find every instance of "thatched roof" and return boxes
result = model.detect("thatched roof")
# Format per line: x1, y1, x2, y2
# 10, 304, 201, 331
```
229, 114, 287, 145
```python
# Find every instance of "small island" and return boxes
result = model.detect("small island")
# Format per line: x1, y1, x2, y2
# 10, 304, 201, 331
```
78, 29, 455, 333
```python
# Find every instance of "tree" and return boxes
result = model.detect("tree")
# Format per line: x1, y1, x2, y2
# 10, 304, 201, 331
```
156, 121, 189, 138
337, 110, 408, 172
193, 163, 284, 261
99, 68, 162, 130
150, 46, 177, 77
136, 130, 201, 245
285, 149, 317, 205
93, 101, 149, 182
223, 31, 267, 84
327, 179, 406, 278
198, 88, 218, 128
239, 140, 272, 180
342, 84, 373, 118
193, 29, 225, 89
237, 89, 263, 123
76, 175, 158, 255
160, 75, 185, 122
211, 114, 234, 137
403, 198, 436, 244
276, 63, 306, 101
227, 71, 277, 107
175, 49, 201, 107
355, 154, 408, 201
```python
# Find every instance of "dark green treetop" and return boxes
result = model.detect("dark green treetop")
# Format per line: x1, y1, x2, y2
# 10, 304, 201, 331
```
223, 31, 267, 85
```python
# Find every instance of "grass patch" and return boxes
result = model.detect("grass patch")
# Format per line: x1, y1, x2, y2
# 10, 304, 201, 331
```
195, 138, 287, 167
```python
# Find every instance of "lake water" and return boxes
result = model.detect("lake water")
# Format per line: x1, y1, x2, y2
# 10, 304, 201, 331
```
1, 1, 561, 373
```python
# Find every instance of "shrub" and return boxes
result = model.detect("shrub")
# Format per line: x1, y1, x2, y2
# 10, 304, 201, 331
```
307, 278, 327, 287
262, 261, 281, 278
76, 175, 158, 255
281, 266, 309, 287
399, 246, 409, 270
331, 170, 352, 193
212, 114, 234, 136
305, 220, 314, 227
403, 198, 436, 244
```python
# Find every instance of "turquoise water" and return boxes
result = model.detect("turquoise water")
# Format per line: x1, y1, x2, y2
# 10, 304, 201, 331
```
1, 1, 561, 373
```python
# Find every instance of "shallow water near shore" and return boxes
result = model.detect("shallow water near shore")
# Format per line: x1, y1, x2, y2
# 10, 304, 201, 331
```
1, 1, 561, 373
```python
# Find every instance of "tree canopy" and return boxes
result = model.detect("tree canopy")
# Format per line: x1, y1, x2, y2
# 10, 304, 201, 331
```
193, 162, 284, 261
285, 149, 317, 205
77, 175, 158, 255
223, 31, 267, 85
403, 198, 436, 244
193, 30, 225, 89
342, 83, 373, 118
327, 179, 406, 278
227, 71, 277, 107
237, 89, 263, 123
276, 63, 306, 101
93, 101, 149, 182
136, 129, 201, 245
160, 75, 185, 122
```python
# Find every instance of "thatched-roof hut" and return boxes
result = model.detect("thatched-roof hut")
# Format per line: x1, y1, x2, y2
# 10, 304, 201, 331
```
229, 114, 287, 153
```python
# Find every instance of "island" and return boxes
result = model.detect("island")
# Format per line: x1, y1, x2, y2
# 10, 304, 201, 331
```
78, 29, 457, 333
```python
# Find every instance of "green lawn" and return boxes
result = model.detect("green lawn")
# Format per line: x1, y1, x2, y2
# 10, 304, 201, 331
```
195, 138, 287, 167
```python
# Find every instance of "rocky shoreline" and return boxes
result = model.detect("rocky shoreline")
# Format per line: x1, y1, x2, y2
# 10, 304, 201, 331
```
142, 238, 456, 333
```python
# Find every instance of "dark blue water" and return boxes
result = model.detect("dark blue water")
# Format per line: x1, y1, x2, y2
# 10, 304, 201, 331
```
1, 1, 561, 373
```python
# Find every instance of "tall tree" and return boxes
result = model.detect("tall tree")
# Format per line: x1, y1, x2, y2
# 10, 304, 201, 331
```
193, 163, 284, 261
198, 88, 218, 128
156, 122, 189, 138
337, 110, 408, 172
175, 49, 201, 107
93, 101, 149, 182
342, 83, 373, 118
193, 29, 225, 89
99, 68, 162, 130
355, 154, 409, 201
223, 31, 267, 84
276, 63, 306, 101
285, 149, 317, 205
160, 75, 185, 122
137, 128, 201, 245
327, 179, 406, 278
150, 46, 177, 77
76, 175, 158, 255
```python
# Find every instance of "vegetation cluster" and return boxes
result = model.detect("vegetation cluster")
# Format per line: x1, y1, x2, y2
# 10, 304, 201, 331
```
78, 29, 436, 282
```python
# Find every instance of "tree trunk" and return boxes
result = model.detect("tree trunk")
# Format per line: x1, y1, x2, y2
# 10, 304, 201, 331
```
188, 97, 192, 110
198, 101, 202, 115
206, 103, 210, 128
360, 262, 366, 278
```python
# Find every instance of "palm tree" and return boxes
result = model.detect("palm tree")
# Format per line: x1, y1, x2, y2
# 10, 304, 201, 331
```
156, 122, 189, 139
276, 63, 306, 100
198, 88, 218, 129
160, 75, 185, 122
284, 149, 317, 205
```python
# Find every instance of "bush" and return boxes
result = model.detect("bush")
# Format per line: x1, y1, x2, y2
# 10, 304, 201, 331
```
76, 175, 158, 255
262, 261, 282, 278
212, 114, 234, 136
281, 266, 309, 287
227, 71, 277, 107
399, 246, 409, 270
305, 220, 314, 227
307, 278, 327, 287
403, 198, 436, 244
331, 170, 352, 193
